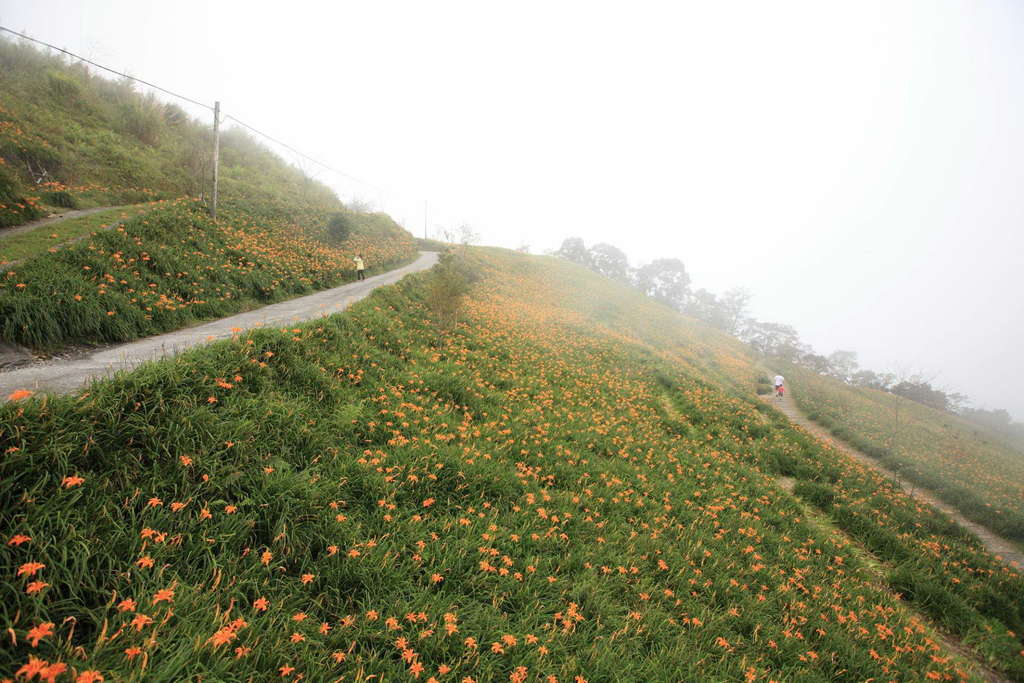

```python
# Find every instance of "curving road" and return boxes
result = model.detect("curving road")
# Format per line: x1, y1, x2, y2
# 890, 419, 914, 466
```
0, 251, 438, 401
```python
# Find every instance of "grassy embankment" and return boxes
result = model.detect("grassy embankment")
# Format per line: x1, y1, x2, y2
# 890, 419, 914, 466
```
2, 249, 1021, 681
0, 205, 154, 265
0, 35, 321, 224
0, 199, 415, 351
0, 37, 417, 351
784, 365, 1024, 545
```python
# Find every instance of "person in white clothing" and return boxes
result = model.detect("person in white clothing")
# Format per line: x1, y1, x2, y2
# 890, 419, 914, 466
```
773, 374, 785, 399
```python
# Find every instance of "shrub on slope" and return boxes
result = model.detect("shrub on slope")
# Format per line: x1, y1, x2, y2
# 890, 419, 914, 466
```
1, 248, 1021, 680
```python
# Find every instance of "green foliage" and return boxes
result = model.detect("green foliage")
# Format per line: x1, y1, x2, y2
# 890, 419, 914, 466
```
425, 250, 478, 328
118, 95, 164, 146
415, 236, 450, 251
0, 200, 415, 350
0, 162, 45, 228
1, 249, 1021, 680
0, 36, 341, 225
326, 212, 353, 242
40, 189, 77, 208
786, 364, 1024, 542
45, 69, 82, 101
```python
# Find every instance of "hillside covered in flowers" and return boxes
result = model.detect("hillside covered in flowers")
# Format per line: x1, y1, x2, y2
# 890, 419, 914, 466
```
2, 248, 1021, 681
0, 37, 416, 351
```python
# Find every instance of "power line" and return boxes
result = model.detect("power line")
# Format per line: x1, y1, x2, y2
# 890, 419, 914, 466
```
0, 26, 419, 215
223, 113, 382, 191
0, 25, 213, 111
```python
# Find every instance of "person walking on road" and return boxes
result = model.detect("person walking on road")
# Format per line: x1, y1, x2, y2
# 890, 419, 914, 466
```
774, 374, 785, 399
353, 254, 366, 281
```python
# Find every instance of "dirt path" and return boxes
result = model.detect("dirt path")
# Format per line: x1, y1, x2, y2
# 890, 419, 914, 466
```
763, 391, 1024, 570
0, 251, 439, 401
664, 391, 1011, 682
0, 205, 124, 240
0, 205, 150, 268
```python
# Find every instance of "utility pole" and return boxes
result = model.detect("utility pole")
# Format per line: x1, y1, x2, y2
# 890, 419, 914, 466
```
211, 101, 221, 219
423, 200, 428, 240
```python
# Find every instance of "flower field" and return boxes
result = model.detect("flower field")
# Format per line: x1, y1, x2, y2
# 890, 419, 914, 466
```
0, 197, 415, 350
2, 248, 1021, 681
784, 366, 1024, 543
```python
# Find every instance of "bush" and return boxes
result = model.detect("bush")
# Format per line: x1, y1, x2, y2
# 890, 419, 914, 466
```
46, 70, 81, 102
0, 161, 44, 228
426, 251, 478, 329
41, 189, 78, 208
119, 99, 163, 146
327, 212, 353, 242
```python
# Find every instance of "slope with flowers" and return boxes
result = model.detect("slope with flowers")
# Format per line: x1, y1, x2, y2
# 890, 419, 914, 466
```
0, 36, 418, 352
1, 248, 1022, 681
0, 198, 415, 350
783, 365, 1024, 544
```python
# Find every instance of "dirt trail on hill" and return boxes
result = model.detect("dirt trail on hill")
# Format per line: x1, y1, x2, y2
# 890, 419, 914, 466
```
763, 391, 1024, 570
0, 205, 151, 268
0, 205, 124, 240
0, 251, 439, 402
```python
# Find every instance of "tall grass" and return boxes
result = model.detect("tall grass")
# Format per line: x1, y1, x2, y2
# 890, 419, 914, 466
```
0, 36, 341, 226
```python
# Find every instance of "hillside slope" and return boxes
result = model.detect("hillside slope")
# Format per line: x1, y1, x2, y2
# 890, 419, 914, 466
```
0, 37, 417, 350
0, 36, 329, 224
2, 248, 1021, 681
784, 365, 1024, 543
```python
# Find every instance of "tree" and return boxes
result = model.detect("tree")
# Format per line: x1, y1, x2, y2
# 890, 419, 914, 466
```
802, 353, 832, 375
588, 243, 631, 282
685, 289, 727, 329
851, 369, 883, 389
827, 350, 859, 383
740, 320, 802, 359
718, 288, 751, 336
346, 196, 375, 212
890, 378, 950, 411
635, 258, 691, 310
946, 392, 969, 414
555, 237, 590, 267
441, 224, 479, 246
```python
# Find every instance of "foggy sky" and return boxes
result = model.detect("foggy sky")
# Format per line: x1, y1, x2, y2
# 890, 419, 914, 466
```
2, 0, 1022, 418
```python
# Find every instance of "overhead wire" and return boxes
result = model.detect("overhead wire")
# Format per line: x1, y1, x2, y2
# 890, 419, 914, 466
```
0, 25, 213, 111
0, 25, 396, 200
222, 113, 383, 191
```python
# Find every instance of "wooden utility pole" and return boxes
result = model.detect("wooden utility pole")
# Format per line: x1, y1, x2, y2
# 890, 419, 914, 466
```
423, 200, 428, 239
211, 101, 221, 219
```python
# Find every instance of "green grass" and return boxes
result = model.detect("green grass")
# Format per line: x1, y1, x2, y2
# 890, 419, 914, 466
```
2, 248, 1020, 681
0, 35, 339, 226
0, 203, 155, 264
0, 200, 416, 350
0, 36, 419, 351
784, 364, 1024, 543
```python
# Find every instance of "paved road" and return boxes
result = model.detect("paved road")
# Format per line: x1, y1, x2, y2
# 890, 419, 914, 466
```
1, 251, 438, 400
763, 390, 1024, 570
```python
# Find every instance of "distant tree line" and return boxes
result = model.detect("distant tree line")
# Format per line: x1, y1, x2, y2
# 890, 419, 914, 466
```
555, 237, 1024, 445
